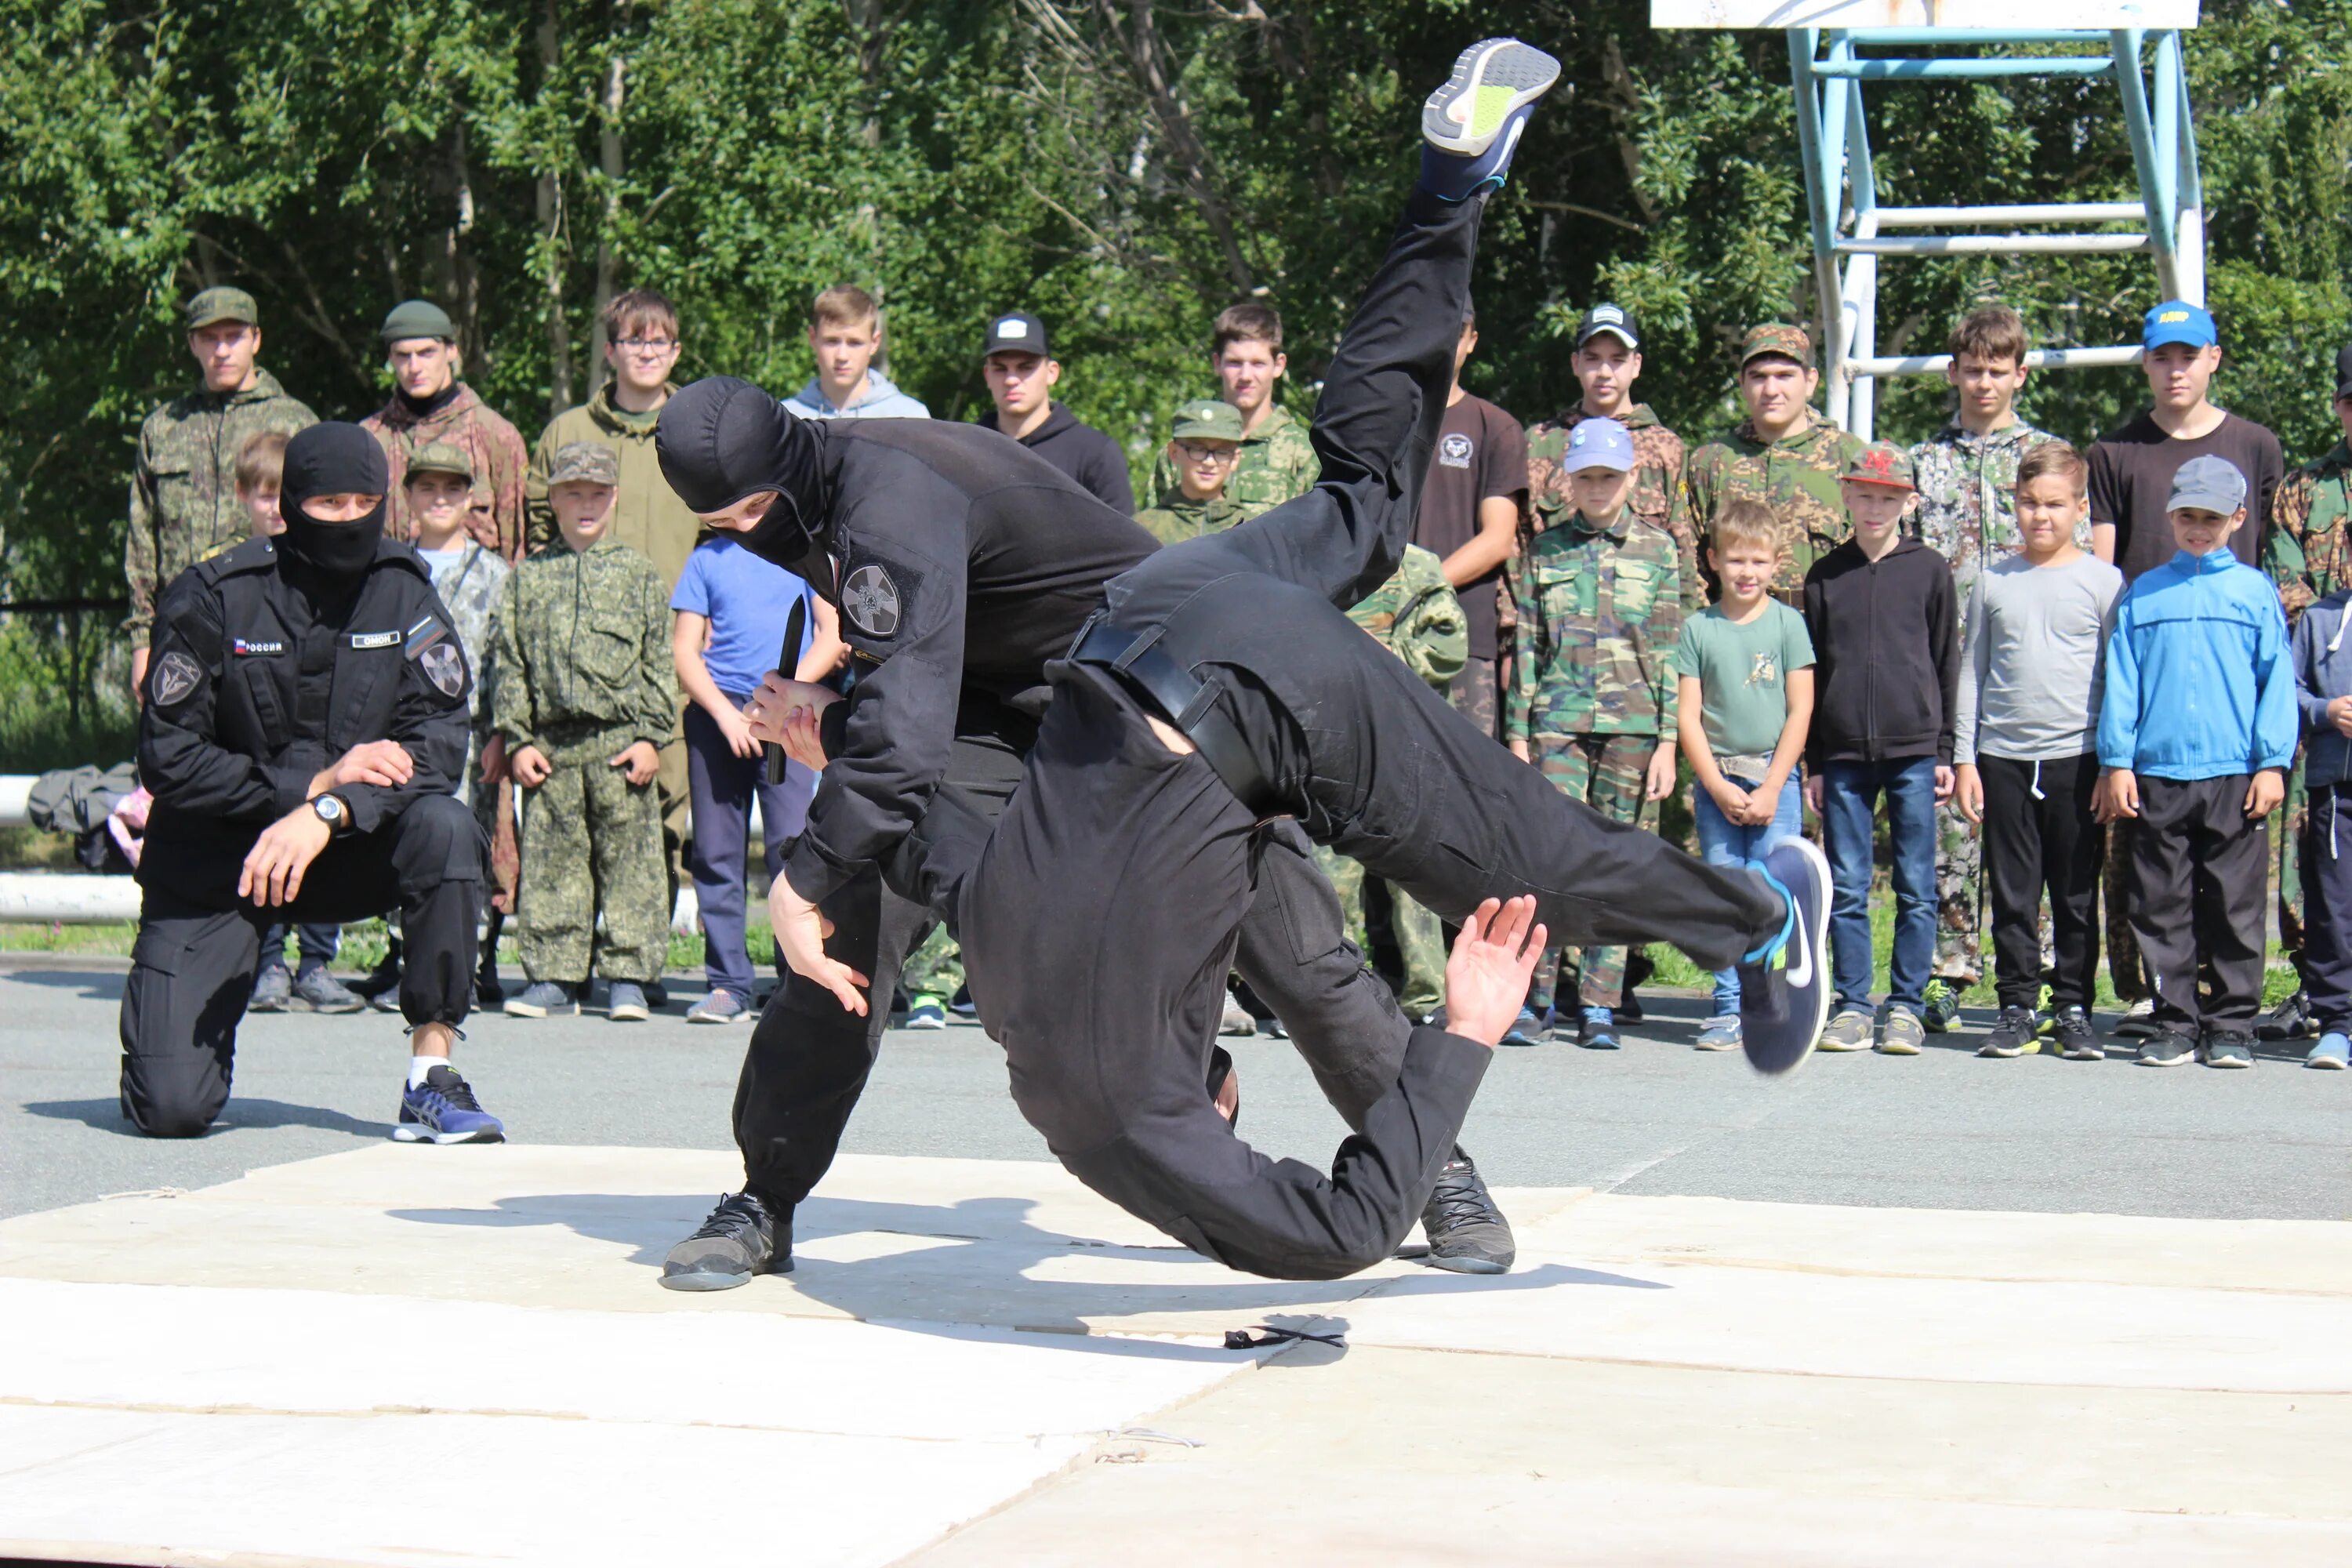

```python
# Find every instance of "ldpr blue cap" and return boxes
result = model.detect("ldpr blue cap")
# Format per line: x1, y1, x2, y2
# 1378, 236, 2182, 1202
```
1563, 416, 1635, 474
2143, 299, 2217, 352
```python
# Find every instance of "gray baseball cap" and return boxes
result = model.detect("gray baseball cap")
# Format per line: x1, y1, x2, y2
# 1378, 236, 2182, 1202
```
2166, 454, 2248, 516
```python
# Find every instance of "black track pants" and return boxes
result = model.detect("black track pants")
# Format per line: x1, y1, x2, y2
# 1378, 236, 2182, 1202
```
1978, 753, 2103, 1010
2128, 774, 2268, 1034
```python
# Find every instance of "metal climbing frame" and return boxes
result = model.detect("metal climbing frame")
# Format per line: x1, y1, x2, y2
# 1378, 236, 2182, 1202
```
1787, 27, 2205, 439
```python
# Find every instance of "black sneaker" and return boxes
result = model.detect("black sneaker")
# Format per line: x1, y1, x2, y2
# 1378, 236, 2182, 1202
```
2051, 1006, 2103, 1060
2201, 1032, 2255, 1069
1976, 1005, 2040, 1058
2136, 1029, 2196, 1068
2254, 990, 2317, 1041
249, 963, 294, 1013
358, 953, 403, 1013
1617, 952, 1653, 1025
1737, 837, 1833, 1076
660, 1192, 793, 1291
1417, 1148, 1514, 1274
293, 965, 366, 1014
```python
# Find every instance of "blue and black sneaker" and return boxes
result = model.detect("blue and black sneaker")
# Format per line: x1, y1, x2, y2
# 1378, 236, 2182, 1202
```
1575, 1005, 1621, 1051
394, 1065, 506, 1145
1736, 837, 1833, 1076
1419, 38, 1561, 201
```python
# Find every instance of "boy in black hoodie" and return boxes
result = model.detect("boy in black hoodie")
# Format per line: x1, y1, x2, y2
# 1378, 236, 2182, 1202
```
1802, 443, 1959, 1054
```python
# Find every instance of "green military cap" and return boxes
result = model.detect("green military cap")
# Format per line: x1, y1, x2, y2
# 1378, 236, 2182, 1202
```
1740, 322, 1813, 368
405, 442, 475, 484
547, 440, 619, 488
1842, 441, 1916, 490
185, 287, 258, 331
380, 299, 458, 343
1171, 398, 1246, 443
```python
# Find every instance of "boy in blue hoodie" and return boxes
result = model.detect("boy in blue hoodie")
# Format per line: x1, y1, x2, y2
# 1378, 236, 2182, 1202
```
2290, 582, 2352, 1068
2096, 456, 2297, 1067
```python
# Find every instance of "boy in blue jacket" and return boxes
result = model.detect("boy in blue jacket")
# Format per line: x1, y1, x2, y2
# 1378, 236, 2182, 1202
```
2290, 581, 2352, 1068
2096, 456, 2296, 1067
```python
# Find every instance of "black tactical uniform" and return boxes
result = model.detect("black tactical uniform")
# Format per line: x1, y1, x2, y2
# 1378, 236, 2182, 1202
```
121, 429, 482, 1138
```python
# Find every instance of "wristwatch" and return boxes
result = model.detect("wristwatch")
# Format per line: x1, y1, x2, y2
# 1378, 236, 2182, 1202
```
310, 793, 350, 835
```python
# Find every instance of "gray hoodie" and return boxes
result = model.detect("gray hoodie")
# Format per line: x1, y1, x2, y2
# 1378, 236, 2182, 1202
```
2292, 590, 2352, 789
782, 369, 930, 421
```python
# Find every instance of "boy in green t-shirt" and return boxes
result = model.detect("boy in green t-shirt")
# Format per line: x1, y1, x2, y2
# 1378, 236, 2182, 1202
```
1675, 499, 1817, 1051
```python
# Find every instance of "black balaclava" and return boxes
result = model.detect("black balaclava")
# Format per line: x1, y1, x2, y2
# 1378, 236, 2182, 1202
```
655, 376, 829, 569
278, 422, 390, 581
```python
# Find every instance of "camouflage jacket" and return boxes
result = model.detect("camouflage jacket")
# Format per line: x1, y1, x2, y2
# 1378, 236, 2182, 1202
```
1522, 402, 1697, 608
524, 383, 701, 590
1686, 412, 1865, 599
490, 539, 677, 760
1907, 419, 2062, 604
1346, 543, 1467, 688
1506, 510, 1682, 743
1148, 405, 1318, 517
421, 541, 509, 726
2267, 441, 2352, 626
1134, 492, 1247, 549
362, 384, 531, 561
124, 370, 317, 640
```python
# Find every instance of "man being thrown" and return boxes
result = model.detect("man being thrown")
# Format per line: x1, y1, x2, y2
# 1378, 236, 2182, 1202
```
745, 41, 1831, 1280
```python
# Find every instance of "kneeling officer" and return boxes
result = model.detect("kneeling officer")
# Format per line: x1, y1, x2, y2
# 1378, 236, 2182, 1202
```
122, 422, 502, 1142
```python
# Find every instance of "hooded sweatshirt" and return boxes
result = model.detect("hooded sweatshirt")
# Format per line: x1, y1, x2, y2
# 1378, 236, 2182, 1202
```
973, 403, 1134, 514
2292, 590, 2352, 789
2099, 547, 2296, 780
782, 369, 930, 421
1801, 535, 1959, 768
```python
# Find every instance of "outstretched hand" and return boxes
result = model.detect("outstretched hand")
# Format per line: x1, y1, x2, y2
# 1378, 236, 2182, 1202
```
770, 876, 870, 1016
1439, 896, 1548, 1048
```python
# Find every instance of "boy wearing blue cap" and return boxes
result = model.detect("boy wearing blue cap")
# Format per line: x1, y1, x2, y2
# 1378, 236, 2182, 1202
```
1505, 416, 1683, 1047
2095, 455, 2297, 1067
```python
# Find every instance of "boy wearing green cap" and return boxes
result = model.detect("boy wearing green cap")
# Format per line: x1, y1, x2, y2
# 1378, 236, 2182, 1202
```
361, 299, 530, 559
1135, 399, 1250, 547
1686, 324, 1866, 601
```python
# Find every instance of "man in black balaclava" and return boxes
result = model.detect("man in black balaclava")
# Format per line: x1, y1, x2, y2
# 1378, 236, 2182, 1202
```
122, 421, 503, 1143
652, 297, 1520, 1290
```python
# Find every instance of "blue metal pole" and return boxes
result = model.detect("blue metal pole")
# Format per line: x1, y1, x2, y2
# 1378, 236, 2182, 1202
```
2110, 30, 2171, 270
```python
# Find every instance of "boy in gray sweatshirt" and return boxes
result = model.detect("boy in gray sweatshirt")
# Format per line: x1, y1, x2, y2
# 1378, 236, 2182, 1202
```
2291, 583, 2352, 1068
1954, 442, 2123, 1058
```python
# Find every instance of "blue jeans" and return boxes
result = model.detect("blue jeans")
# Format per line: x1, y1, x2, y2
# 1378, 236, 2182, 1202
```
1693, 770, 1804, 1015
684, 700, 815, 997
1818, 757, 1939, 1016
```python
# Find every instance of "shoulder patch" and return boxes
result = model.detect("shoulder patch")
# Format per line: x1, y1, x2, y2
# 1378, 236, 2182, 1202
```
151, 649, 202, 707
404, 613, 449, 657
418, 641, 467, 699
840, 561, 906, 639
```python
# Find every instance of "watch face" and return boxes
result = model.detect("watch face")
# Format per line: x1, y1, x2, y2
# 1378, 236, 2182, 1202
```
316, 797, 343, 822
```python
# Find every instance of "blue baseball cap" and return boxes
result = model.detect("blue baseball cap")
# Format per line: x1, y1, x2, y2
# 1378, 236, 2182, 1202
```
2143, 299, 2217, 352
1563, 416, 1635, 474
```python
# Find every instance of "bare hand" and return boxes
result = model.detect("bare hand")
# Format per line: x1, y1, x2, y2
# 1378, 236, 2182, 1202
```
1708, 778, 1753, 822
776, 702, 828, 772
1439, 896, 1549, 1048
770, 877, 870, 1016
610, 740, 661, 786
710, 702, 763, 760
1644, 743, 1678, 803
237, 806, 333, 908
478, 731, 509, 784
1508, 738, 1530, 763
1738, 782, 1785, 826
2096, 767, 2140, 822
310, 739, 414, 796
744, 673, 840, 750
2329, 695, 2352, 739
1933, 764, 1956, 804
131, 645, 151, 707
1955, 764, 1984, 825
510, 744, 552, 788
2245, 768, 2285, 818
1804, 774, 1824, 817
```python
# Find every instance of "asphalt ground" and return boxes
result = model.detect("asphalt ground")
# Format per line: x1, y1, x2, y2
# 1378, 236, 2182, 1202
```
3, 953, 2346, 1226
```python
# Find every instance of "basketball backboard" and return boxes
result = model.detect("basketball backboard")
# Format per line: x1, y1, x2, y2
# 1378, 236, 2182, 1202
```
1651, 2, 2198, 27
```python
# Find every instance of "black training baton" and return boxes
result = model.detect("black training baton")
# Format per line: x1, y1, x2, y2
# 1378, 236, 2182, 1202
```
764, 596, 810, 786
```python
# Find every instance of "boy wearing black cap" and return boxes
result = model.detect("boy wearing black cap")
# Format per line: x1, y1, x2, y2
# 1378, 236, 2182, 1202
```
361, 299, 531, 558
973, 312, 1134, 513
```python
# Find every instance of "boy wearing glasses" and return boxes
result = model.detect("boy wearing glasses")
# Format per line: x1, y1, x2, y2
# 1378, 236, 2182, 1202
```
1137, 399, 1250, 546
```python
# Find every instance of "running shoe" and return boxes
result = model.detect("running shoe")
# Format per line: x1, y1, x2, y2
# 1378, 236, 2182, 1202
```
1575, 1005, 1620, 1051
1417, 1149, 1514, 1274
2307, 1031, 2349, 1069
661, 1192, 792, 1291
1419, 38, 1560, 198
249, 963, 294, 1013
2034, 982, 2056, 1036
504, 980, 578, 1018
2200, 1032, 2255, 1069
688, 988, 752, 1024
1921, 977, 1961, 1034
607, 981, 651, 1022
1818, 1007, 1875, 1052
1878, 1009, 1926, 1056
1218, 993, 1257, 1036
1500, 1005, 1548, 1047
905, 995, 948, 1030
1694, 1015, 1742, 1052
1977, 1004, 2039, 1058
2052, 1006, 2103, 1060
394, 1065, 505, 1145
2136, 1029, 2194, 1067
2112, 996, 2159, 1039
293, 964, 365, 1014
2256, 989, 2318, 1040
1737, 837, 1833, 1074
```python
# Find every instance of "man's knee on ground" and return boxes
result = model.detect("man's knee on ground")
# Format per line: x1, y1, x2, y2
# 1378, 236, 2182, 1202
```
120, 1076, 226, 1139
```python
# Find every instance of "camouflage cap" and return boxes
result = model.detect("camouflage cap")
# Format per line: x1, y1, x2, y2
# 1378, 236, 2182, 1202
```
1171, 398, 1246, 443
1842, 441, 1916, 490
1740, 322, 1813, 368
186, 287, 258, 330
405, 441, 474, 484
547, 440, 619, 488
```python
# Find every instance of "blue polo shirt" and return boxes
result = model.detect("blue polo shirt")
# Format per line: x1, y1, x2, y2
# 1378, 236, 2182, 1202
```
670, 537, 815, 698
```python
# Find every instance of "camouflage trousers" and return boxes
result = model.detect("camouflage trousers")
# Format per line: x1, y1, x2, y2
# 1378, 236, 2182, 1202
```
1311, 844, 1448, 1018
1933, 804, 1984, 981
2103, 820, 2149, 1003
2279, 757, 2308, 986
902, 925, 964, 1004
516, 746, 671, 985
1530, 732, 1654, 1010
1446, 655, 1501, 743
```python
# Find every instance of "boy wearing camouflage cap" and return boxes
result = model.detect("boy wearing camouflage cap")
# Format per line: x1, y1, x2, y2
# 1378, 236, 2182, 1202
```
1686, 324, 1867, 600
1505, 416, 1685, 1049
1135, 399, 1250, 547
1801, 442, 1958, 1055
492, 441, 679, 1023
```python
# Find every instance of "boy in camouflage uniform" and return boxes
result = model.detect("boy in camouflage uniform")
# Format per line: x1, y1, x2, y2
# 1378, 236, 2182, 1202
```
125, 287, 317, 698
1506, 418, 1683, 1048
1907, 307, 2059, 1027
1135, 399, 1249, 546
1522, 303, 1696, 604
362, 299, 531, 559
1147, 303, 1318, 514
492, 442, 678, 1022
1686, 324, 1865, 601
2256, 341, 2352, 1040
1314, 543, 1469, 1020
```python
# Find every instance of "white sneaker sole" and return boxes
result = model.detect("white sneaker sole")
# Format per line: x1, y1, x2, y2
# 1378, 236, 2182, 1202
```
1421, 38, 1561, 156
392, 1123, 506, 1145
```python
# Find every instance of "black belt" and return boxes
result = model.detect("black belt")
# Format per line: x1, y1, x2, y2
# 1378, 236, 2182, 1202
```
1067, 617, 1278, 816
